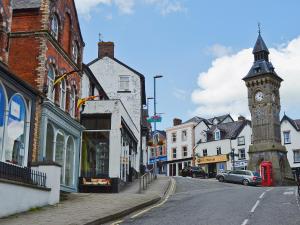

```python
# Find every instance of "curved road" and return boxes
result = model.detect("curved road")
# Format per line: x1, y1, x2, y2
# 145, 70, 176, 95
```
117, 177, 300, 225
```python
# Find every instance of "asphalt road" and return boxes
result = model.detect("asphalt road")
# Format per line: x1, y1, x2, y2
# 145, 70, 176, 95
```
117, 177, 300, 225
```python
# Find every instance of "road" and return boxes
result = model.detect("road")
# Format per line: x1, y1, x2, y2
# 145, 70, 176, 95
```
116, 177, 300, 225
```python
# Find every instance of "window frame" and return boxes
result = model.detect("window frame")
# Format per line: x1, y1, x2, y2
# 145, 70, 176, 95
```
181, 130, 187, 142
294, 149, 300, 163
50, 15, 59, 40
182, 146, 188, 157
283, 131, 291, 144
172, 132, 177, 143
172, 148, 177, 159
203, 149, 207, 157
60, 79, 66, 110
72, 42, 79, 64
238, 148, 246, 160
216, 147, 221, 155
69, 87, 76, 118
214, 130, 221, 141
237, 136, 245, 146
47, 66, 55, 101
119, 75, 130, 91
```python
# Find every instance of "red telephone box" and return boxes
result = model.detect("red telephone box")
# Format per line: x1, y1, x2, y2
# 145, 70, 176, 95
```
260, 161, 273, 186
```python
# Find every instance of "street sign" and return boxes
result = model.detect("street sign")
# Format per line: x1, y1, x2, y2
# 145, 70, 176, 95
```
147, 115, 162, 123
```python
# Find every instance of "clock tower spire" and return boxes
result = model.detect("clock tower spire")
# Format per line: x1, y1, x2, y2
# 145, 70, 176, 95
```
243, 31, 293, 185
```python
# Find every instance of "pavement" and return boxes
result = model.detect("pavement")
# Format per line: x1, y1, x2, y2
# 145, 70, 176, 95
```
0, 175, 171, 225
120, 177, 300, 225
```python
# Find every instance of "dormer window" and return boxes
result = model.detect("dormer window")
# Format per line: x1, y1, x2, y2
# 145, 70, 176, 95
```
50, 15, 59, 40
214, 130, 221, 141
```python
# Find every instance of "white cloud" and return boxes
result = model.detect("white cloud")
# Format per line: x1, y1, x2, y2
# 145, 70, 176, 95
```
191, 36, 300, 120
173, 88, 188, 101
206, 44, 233, 58
144, 0, 186, 15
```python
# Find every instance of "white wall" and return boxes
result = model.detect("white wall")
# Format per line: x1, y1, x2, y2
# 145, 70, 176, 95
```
81, 73, 90, 98
231, 124, 252, 161
0, 164, 60, 218
194, 121, 209, 144
281, 120, 300, 168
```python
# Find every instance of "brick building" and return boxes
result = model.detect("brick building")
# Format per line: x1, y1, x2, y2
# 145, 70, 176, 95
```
8, 0, 85, 192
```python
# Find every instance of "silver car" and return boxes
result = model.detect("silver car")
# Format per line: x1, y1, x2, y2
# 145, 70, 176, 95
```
218, 170, 262, 186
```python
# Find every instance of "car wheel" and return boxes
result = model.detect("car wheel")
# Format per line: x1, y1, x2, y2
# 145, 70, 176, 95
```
243, 179, 249, 186
218, 176, 224, 182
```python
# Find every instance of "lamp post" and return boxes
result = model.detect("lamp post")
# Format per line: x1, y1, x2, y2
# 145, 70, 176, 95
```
153, 75, 163, 177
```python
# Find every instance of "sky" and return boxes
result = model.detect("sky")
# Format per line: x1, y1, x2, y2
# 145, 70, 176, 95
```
74, 0, 300, 130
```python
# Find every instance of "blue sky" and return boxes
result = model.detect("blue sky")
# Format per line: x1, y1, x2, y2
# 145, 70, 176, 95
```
75, 0, 300, 130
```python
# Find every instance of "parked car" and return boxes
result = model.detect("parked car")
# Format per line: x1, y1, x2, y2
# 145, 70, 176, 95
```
216, 170, 231, 180
181, 166, 208, 178
217, 170, 262, 186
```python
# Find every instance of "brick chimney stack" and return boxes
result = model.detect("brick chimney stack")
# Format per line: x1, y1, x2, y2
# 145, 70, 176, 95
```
173, 118, 182, 126
98, 41, 114, 59
238, 115, 246, 121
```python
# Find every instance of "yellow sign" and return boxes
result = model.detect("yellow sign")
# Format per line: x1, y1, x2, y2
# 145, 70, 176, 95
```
196, 154, 228, 165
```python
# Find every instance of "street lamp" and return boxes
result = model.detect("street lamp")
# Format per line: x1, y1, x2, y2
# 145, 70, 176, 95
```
153, 75, 163, 177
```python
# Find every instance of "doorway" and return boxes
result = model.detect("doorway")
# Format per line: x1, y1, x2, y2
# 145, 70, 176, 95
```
208, 163, 217, 178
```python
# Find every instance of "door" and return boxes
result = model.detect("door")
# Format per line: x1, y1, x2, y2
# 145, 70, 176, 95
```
208, 163, 217, 178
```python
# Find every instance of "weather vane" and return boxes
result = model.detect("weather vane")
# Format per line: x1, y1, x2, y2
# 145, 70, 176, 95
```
258, 22, 261, 35
99, 33, 103, 42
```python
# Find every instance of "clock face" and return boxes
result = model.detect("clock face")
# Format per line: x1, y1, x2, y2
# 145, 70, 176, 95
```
255, 91, 264, 102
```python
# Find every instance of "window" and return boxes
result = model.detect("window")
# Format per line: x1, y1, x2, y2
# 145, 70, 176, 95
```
151, 148, 155, 157
45, 123, 54, 161
69, 87, 76, 117
119, 76, 130, 91
172, 133, 177, 143
50, 15, 59, 40
55, 130, 65, 183
237, 136, 245, 146
182, 130, 187, 141
203, 149, 207, 157
294, 150, 300, 163
172, 148, 176, 159
72, 43, 79, 64
283, 131, 291, 144
214, 130, 221, 141
182, 146, 188, 157
0, 83, 6, 158
159, 146, 163, 156
60, 80, 66, 110
217, 147, 221, 155
47, 66, 55, 101
65, 136, 75, 186
5, 94, 27, 166
238, 148, 246, 160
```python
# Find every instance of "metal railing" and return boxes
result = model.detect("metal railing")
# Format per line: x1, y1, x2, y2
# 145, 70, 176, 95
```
0, 161, 47, 188
139, 168, 156, 193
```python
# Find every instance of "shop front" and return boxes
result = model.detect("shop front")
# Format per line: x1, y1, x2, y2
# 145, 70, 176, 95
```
196, 154, 229, 178
149, 155, 167, 174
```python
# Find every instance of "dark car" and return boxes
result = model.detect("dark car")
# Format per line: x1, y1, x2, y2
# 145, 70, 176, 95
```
218, 170, 262, 186
181, 166, 208, 178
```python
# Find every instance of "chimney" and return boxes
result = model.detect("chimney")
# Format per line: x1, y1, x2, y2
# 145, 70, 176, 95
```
238, 115, 246, 121
173, 118, 182, 126
98, 41, 114, 59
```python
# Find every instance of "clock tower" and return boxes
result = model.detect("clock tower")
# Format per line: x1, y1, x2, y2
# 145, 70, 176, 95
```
243, 31, 293, 185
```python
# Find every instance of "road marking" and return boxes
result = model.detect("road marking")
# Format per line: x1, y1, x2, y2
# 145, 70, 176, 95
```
250, 200, 260, 213
241, 219, 248, 225
283, 191, 294, 195
110, 220, 123, 225
259, 192, 266, 199
130, 178, 176, 219
266, 187, 274, 192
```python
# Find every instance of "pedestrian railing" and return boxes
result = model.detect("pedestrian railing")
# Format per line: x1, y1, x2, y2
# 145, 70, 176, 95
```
0, 161, 47, 188
139, 168, 156, 193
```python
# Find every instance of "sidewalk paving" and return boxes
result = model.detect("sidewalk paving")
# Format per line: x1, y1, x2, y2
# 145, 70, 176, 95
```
0, 175, 171, 225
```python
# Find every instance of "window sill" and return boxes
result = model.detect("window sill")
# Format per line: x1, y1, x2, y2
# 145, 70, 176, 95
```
294, 161, 300, 164
237, 144, 245, 146
284, 142, 291, 145
117, 90, 131, 93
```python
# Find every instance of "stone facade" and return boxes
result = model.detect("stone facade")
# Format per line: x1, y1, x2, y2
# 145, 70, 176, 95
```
0, 0, 12, 65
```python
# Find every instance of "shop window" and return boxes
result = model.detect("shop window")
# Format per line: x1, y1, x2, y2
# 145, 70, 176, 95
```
217, 147, 221, 155
60, 80, 66, 110
203, 149, 207, 157
50, 15, 59, 40
45, 123, 54, 160
182, 146, 188, 157
81, 131, 110, 177
172, 133, 176, 143
65, 136, 75, 186
119, 76, 130, 91
47, 66, 55, 101
237, 136, 245, 146
55, 130, 65, 183
238, 148, 246, 160
283, 131, 291, 144
5, 94, 27, 166
0, 83, 6, 159
182, 130, 187, 141
69, 87, 76, 118
172, 148, 176, 159
294, 150, 300, 163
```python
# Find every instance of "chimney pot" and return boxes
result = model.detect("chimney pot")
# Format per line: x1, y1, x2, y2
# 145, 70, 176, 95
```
98, 41, 114, 59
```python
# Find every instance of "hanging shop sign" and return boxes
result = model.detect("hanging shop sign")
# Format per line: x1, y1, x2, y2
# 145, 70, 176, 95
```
147, 115, 162, 123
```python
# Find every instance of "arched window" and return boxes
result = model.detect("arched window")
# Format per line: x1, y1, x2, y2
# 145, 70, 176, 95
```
65, 136, 75, 186
72, 42, 79, 64
45, 123, 54, 161
50, 15, 59, 40
47, 66, 55, 101
69, 87, 76, 117
55, 130, 65, 183
60, 79, 66, 110
0, 83, 6, 159
63, 13, 71, 53
5, 94, 27, 166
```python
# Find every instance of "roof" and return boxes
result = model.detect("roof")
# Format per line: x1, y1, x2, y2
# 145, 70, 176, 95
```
151, 130, 166, 138
281, 115, 300, 131
182, 116, 206, 125
12, 0, 41, 9
207, 114, 233, 125
87, 56, 146, 105
253, 33, 269, 54
205, 120, 250, 142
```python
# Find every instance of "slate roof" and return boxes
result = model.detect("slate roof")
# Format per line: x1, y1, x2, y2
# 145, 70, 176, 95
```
207, 114, 233, 125
205, 120, 250, 142
253, 33, 269, 54
12, 0, 41, 9
182, 116, 206, 125
281, 115, 300, 131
